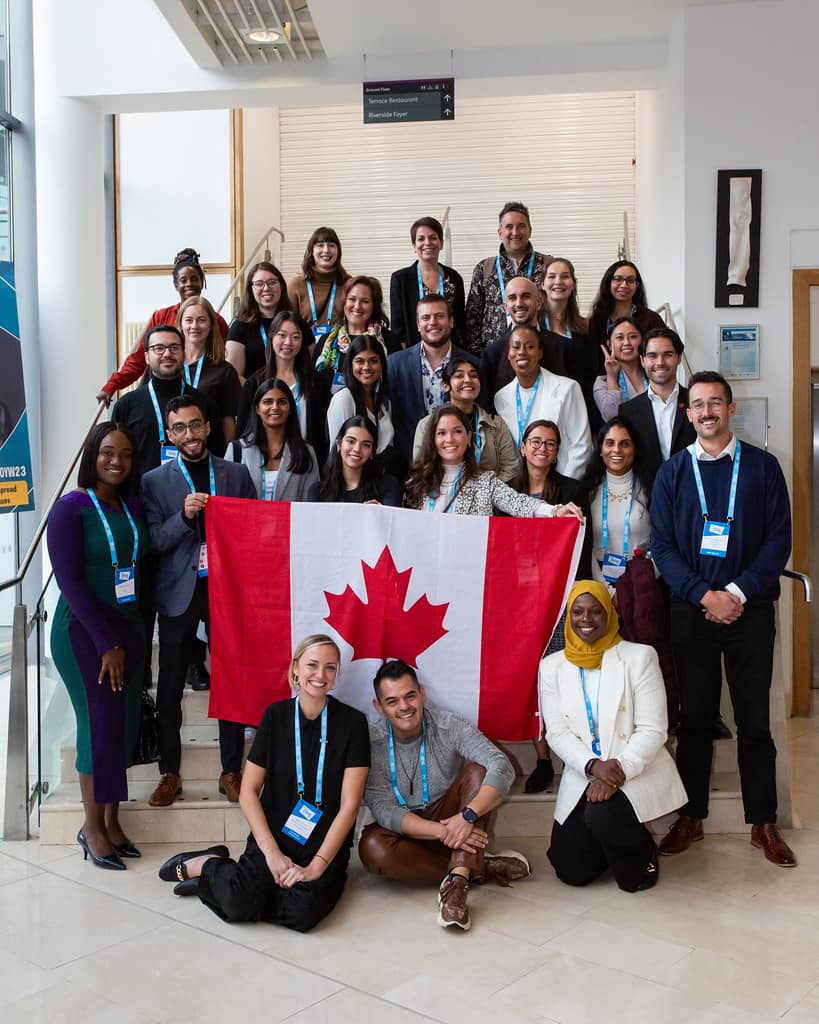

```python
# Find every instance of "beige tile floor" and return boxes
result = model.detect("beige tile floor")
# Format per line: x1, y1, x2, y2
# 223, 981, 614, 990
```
1, 719, 819, 1023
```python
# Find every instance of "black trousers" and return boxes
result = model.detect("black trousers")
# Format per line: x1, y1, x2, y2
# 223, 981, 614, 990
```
671, 598, 777, 824
548, 791, 657, 893
198, 842, 349, 933
156, 579, 245, 775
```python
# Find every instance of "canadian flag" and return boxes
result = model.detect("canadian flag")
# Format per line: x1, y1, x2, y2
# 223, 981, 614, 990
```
206, 499, 583, 741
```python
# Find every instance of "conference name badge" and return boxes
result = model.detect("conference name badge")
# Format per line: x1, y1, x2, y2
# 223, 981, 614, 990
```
160, 445, 179, 465
282, 798, 323, 845
700, 520, 730, 558
197, 542, 209, 577
602, 552, 628, 583
312, 323, 330, 338
331, 370, 346, 394
114, 567, 136, 604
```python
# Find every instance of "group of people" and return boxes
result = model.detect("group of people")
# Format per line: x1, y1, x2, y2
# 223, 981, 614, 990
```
46, 201, 795, 933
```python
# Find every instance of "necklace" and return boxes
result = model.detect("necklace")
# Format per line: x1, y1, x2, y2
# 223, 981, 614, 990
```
393, 735, 422, 795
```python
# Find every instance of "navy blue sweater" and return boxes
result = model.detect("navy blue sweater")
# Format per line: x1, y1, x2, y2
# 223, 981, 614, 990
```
650, 441, 791, 605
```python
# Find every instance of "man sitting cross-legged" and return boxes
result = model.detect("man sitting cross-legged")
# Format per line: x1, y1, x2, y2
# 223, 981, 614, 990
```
359, 659, 531, 932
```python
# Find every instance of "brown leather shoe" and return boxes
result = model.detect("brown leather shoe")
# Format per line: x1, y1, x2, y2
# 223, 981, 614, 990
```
658, 815, 704, 856
218, 771, 242, 803
149, 773, 182, 807
751, 824, 797, 867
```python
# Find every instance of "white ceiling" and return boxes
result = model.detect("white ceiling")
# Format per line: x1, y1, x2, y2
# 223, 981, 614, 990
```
157, 0, 772, 68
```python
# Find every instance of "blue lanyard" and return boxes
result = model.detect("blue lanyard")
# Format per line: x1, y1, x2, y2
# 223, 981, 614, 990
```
387, 719, 429, 807
473, 410, 483, 464
293, 696, 328, 808
417, 263, 444, 300
579, 668, 602, 757
428, 466, 463, 512
618, 368, 648, 404
689, 441, 741, 521
307, 280, 337, 324
148, 379, 184, 444
496, 251, 535, 301
515, 373, 541, 445
601, 478, 634, 557
87, 489, 139, 569
183, 356, 204, 389
260, 324, 269, 349
543, 314, 572, 339
260, 451, 277, 501
178, 455, 217, 496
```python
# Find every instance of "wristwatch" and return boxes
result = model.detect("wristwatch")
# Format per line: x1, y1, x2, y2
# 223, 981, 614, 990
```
584, 759, 598, 780
461, 806, 478, 824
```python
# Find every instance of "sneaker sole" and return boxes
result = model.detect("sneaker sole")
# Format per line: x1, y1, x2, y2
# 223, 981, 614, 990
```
436, 906, 471, 931
486, 849, 532, 878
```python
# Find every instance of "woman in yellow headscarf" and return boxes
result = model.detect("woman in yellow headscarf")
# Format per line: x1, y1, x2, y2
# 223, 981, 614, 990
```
538, 581, 686, 892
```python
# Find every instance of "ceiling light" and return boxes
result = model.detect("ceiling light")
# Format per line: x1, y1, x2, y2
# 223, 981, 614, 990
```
246, 28, 281, 44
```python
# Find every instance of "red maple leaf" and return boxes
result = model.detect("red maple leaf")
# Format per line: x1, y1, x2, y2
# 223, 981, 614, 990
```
324, 546, 449, 666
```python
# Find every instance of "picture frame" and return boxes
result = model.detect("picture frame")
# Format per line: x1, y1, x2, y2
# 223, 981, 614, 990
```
719, 324, 760, 380
732, 397, 768, 450
715, 169, 762, 308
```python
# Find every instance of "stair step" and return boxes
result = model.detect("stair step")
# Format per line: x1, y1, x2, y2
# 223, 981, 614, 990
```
39, 771, 750, 845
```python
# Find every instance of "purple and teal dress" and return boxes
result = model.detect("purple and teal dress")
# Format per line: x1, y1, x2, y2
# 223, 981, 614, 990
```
47, 491, 150, 803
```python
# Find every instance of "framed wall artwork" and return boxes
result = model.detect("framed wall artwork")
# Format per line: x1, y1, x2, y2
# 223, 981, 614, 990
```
714, 169, 762, 308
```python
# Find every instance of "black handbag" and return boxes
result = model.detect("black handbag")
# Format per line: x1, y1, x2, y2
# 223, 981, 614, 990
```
132, 689, 160, 765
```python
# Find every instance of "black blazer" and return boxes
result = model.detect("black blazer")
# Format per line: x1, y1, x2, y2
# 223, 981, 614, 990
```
619, 385, 695, 483
386, 340, 472, 467
389, 262, 466, 348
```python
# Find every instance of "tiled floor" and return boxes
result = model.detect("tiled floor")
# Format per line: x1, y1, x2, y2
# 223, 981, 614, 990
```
1, 719, 819, 1023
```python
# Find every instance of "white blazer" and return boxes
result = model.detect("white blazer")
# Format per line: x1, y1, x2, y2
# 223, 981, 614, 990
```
539, 640, 687, 825
495, 367, 592, 479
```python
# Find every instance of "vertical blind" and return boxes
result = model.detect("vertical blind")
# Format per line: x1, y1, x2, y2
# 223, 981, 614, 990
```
278, 91, 636, 316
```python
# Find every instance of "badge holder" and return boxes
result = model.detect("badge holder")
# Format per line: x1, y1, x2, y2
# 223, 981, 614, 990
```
700, 520, 730, 558
601, 552, 628, 583
160, 445, 179, 465
114, 566, 137, 604
197, 542, 209, 577
282, 798, 324, 845
331, 370, 346, 394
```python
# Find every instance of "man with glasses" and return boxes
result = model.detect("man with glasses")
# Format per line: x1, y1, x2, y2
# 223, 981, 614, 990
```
113, 325, 217, 472
140, 394, 257, 807
650, 371, 795, 867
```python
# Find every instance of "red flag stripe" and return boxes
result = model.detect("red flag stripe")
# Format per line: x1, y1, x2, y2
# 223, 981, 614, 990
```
478, 516, 580, 740
207, 497, 293, 725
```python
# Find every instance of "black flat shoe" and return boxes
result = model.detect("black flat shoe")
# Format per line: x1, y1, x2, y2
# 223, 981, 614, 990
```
173, 878, 200, 897
524, 759, 555, 793
636, 850, 660, 891
158, 845, 229, 882
113, 840, 142, 858
77, 829, 126, 871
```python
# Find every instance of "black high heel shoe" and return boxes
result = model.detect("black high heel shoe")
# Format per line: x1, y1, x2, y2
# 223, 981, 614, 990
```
77, 829, 126, 870
112, 840, 141, 858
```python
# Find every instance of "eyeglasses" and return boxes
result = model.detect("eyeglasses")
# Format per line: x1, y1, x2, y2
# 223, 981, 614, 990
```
252, 279, 280, 291
526, 438, 559, 450
612, 275, 638, 286
148, 343, 183, 355
168, 419, 207, 437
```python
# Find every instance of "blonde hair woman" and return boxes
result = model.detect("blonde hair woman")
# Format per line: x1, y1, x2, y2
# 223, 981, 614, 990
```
157, 634, 370, 932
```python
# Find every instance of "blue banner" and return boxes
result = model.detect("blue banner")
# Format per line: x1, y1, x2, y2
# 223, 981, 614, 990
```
0, 262, 35, 512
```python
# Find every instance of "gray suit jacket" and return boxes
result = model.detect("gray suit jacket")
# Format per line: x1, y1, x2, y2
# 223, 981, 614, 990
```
140, 455, 257, 616
223, 440, 319, 502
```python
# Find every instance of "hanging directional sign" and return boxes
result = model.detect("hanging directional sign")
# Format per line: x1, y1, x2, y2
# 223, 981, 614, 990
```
363, 78, 455, 124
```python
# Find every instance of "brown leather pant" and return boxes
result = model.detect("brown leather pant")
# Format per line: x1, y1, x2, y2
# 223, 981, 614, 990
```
359, 762, 488, 883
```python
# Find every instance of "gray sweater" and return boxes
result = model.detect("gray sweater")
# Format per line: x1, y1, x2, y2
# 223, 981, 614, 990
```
365, 708, 515, 833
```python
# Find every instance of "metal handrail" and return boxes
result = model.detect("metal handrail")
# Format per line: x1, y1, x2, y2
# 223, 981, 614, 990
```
783, 569, 813, 603
441, 206, 452, 267
215, 225, 285, 317
0, 401, 107, 595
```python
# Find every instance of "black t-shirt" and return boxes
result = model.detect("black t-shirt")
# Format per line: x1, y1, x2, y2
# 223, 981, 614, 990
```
227, 317, 273, 379
180, 455, 211, 541
306, 473, 402, 507
248, 696, 370, 865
